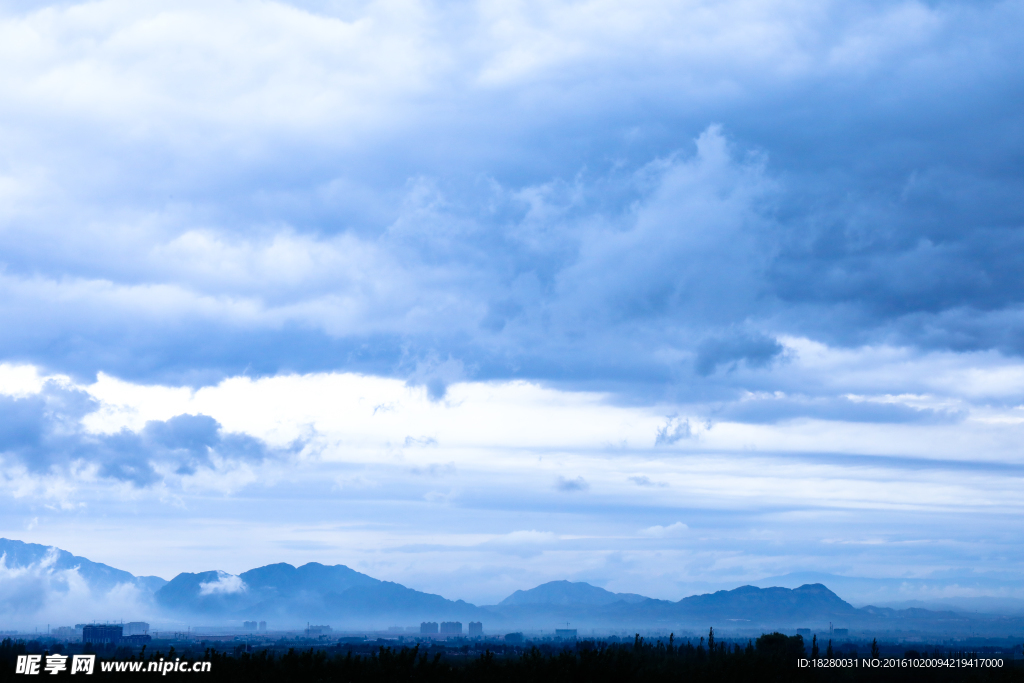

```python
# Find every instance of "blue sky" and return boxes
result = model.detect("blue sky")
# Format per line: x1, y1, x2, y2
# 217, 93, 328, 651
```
0, 0, 1023, 614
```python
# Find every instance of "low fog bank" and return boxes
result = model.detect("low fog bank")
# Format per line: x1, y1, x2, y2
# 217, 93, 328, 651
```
0, 557, 158, 631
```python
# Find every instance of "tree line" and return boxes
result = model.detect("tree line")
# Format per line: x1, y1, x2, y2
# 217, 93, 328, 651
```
2, 631, 1020, 682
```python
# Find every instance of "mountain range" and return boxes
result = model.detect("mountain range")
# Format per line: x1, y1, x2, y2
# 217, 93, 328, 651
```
2, 538, 1022, 636
499, 580, 648, 607
154, 562, 487, 625
0, 537, 166, 594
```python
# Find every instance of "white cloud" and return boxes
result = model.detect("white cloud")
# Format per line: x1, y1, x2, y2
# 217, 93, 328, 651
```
198, 571, 246, 595
486, 530, 558, 546
639, 522, 688, 538
0, 549, 152, 629
0, 363, 48, 397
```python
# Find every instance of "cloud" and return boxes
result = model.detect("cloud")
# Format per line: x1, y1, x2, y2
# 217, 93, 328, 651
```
556, 476, 589, 492
0, 380, 284, 487
0, 548, 152, 629
483, 530, 558, 548
410, 462, 454, 476
404, 436, 439, 448
405, 356, 467, 402
639, 522, 688, 538
655, 416, 691, 446
0, 0, 1016, 416
713, 394, 965, 425
628, 476, 668, 488
0, 124, 778, 396
478, 530, 559, 559
198, 571, 246, 596
695, 332, 785, 377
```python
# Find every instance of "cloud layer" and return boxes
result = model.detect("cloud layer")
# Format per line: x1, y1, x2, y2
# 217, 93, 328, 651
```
0, 378, 283, 487
1, 364, 1022, 605
0, 0, 1019, 403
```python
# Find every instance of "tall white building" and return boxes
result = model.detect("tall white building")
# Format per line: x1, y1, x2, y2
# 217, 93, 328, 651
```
124, 622, 149, 636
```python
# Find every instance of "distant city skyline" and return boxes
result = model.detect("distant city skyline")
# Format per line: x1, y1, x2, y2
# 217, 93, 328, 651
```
0, 0, 1022, 620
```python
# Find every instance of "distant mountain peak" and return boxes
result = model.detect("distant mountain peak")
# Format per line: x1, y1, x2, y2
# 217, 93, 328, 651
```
499, 580, 649, 607
676, 583, 857, 623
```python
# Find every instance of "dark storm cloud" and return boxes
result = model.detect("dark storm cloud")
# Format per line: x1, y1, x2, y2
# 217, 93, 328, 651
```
0, 382, 277, 486
0, 0, 1021, 417
695, 333, 785, 377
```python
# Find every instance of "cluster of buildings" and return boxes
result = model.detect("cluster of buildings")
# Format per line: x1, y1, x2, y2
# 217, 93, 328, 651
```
242, 621, 268, 631
413, 623, 576, 641
62, 623, 152, 646
306, 625, 332, 637
418, 621, 484, 636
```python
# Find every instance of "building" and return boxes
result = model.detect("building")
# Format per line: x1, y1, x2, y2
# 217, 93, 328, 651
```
796, 628, 811, 637
420, 622, 439, 635
833, 628, 849, 637
124, 622, 149, 636
468, 622, 483, 637
243, 621, 258, 630
439, 622, 462, 635
555, 629, 577, 640
504, 633, 524, 644
82, 625, 123, 645
51, 627, 78, 641
306, 625, 332, 637
258, 621, 267, 632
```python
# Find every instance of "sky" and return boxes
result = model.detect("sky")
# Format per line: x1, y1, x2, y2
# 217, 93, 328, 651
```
0, 0, 1023, 615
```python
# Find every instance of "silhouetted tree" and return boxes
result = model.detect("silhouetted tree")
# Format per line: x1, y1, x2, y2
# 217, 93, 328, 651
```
755, 632, 806, 663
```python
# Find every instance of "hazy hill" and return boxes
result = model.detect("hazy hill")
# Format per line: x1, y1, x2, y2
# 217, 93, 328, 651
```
155, 562, 489, 627
3, 537, 1021, 635
154, 570, 251, 615
674, 583, 856, 624
241, 562, 380, 596
490, 583, 857, 630
0, 537, 166, 594
498, 580, 649, 607
752, 571, 1024, 612
880, 597, 1024, 615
